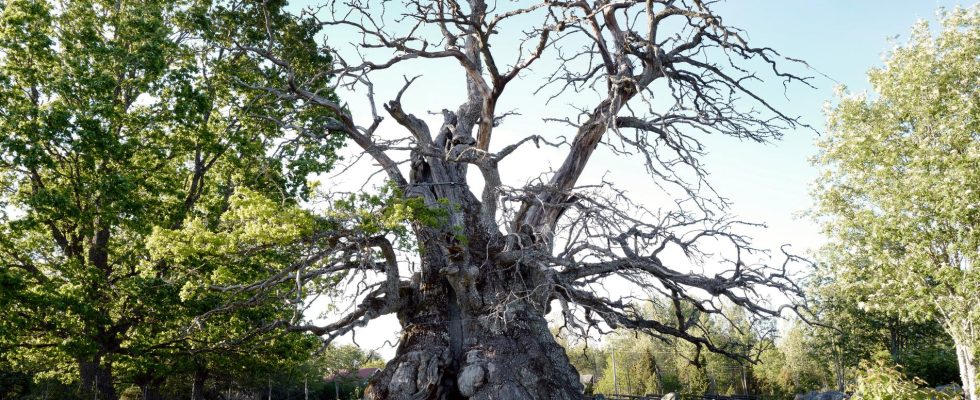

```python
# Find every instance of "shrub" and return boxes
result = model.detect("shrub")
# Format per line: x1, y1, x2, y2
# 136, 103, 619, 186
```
850, 357, 955, 400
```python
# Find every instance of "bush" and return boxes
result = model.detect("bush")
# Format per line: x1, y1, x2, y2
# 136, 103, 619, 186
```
850, 357, 955, 400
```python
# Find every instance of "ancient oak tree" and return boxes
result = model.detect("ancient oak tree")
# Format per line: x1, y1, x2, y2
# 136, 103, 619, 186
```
204, 1, 813, 398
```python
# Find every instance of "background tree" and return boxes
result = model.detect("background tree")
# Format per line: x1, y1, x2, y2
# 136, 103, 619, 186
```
554, 332, 607, 395
808, 270, 959, 389
0, 0, 342, 398
317, 344, 386, 400
814, 5, 980, 399
590, 299, 770, 397
193, 0, 816, 398
849, 356, 957, 400
751, 339, 795, 399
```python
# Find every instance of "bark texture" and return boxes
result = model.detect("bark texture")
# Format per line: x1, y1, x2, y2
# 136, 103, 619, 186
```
954, 337, 979, 400
365, 279, 584, 400
362, 108, 585, 399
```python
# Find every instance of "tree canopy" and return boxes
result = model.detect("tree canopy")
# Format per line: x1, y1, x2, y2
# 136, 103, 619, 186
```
0, 0, 343, 398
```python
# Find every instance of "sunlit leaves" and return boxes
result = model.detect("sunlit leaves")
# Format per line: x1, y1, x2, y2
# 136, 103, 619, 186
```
851, 356, 955, 400
0, 0, 346, 393
327, 183, 451, 238
814, 6, 980, 323
813, 7, 980, 392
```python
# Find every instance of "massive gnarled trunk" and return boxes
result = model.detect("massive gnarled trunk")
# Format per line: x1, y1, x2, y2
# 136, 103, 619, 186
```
364, 252, 587, 400
365, 264, 584, 399
362, 107, 586, 398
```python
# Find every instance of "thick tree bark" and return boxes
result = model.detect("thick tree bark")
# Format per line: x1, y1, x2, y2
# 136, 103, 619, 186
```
364, 260, 584, 399
78, 355, 118, 400
363, 117, 585, 399
192, 367, 208, 400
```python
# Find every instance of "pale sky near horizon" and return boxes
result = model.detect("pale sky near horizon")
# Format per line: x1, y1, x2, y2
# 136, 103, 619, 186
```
288, 0, 972, 359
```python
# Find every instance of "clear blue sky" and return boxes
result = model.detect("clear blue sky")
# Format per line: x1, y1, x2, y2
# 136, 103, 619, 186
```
291, 0, 970, 356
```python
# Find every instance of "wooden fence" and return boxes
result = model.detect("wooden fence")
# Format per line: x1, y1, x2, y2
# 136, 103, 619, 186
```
595, 394, 759, 400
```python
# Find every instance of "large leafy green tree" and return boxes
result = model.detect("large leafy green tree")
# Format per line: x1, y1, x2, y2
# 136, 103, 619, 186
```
814, 5, 980, 399
0, 0, 342, 398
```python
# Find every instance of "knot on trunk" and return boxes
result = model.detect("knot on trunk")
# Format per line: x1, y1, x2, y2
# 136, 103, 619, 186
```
441, 262, 483, 311
384, 348, 450, 399
457, 363, 486, 397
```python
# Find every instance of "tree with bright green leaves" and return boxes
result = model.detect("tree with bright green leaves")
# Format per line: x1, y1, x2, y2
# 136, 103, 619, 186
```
0, 0, 342, 398
814, 5, 980, 399
752, 339, 794, 399
850, 355, 957, 400
590, 300, 769, 397
808, 272, 959, 389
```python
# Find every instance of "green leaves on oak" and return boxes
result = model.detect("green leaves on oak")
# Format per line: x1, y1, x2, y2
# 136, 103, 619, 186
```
0, 0, 345, 396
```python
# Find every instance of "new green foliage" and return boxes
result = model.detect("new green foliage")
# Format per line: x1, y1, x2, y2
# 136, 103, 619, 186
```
0, 0, 343, 398
850, 356, 956, 400
814, 5, 980, 399
586, 300, 766, 397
